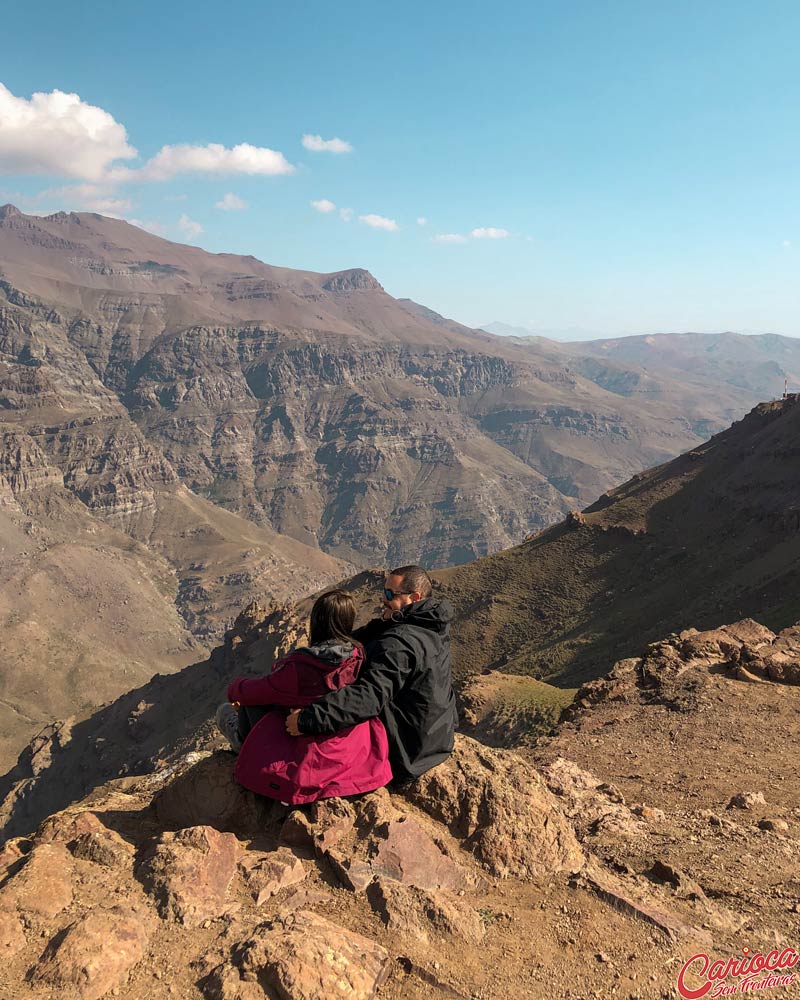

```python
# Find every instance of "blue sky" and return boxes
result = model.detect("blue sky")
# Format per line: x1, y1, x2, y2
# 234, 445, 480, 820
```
1, 0, 798, 336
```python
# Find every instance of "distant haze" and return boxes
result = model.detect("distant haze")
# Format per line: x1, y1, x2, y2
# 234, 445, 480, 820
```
482, 322, 615, 342
482, 321, 792, 343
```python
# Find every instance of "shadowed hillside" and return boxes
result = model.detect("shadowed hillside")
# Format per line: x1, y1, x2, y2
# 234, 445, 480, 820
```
439, 395, 800, 686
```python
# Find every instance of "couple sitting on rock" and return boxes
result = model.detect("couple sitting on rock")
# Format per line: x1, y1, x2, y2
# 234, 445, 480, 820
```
216, 565, 457, 805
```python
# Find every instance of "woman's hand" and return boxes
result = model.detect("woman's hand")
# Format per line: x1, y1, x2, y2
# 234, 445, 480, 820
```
285, 708, 302, 736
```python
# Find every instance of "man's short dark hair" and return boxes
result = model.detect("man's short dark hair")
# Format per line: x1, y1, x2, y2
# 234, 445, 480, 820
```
390, 565, 432, 599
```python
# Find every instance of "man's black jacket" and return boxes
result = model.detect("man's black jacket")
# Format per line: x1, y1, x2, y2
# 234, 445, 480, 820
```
297, 597, 457, 781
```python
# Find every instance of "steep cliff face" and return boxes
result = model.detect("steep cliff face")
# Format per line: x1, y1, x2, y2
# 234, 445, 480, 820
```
0, 263, 351, 769
125, 335, 584, 563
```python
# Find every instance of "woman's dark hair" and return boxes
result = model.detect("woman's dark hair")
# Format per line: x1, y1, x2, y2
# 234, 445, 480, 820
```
309, 590, 363, 651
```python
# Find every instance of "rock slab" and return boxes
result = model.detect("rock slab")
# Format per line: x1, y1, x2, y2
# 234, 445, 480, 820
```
208, 909, 390, 1000
404, 734, 584, 878
140, 824, 239, 927
30, 904, 151, 1000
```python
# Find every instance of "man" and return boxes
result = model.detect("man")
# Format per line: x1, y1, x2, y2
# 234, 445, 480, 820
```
285, 565, 457, 783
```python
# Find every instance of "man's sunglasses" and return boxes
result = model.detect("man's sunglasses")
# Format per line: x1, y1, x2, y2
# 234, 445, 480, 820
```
383, 588, 414, 600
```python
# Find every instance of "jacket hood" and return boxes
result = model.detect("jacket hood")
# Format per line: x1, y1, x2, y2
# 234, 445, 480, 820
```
390, 597, 454, 632
291, 640, 360, 666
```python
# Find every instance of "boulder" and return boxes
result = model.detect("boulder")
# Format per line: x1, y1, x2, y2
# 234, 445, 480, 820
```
758, 817, 790, 832
759, 624, 800, 684
366, 877, 484, 944
543, 757, 644, 841
368, 816, 472, 891
308, 798, 356, 851
36, 809, 110, 846
152, 752, 272, 835
70, 829, 134, 870
208, 909, 390, 1000
0, 908, 26, 955
727, 791, 767, 811
140, 825, 239, 927
203, 962, 264, 1000
402, 735, 584, 878
647, 860, 708, 902
0, 842, 73, 919
350, 787, 401, 830
30, 904, 152, 1000
279, 810, 316, 850
239, 849, 306, 905
324, 850, 376, 893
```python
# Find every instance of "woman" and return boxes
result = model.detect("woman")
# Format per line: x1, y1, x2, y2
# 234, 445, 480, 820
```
215, 589, 392, 805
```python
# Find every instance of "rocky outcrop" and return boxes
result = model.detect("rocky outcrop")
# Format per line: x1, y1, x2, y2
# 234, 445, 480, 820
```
206, 910, 390, 1000
0, 681, 767, 1000
140, 825, 240, 926
30, 905, 153, 1000
403, 737, 584, 878
542, 757, 645, 842
0, 841, 74, 919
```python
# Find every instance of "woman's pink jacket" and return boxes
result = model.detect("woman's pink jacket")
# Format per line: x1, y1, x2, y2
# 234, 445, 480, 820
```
226, 642, 392, 805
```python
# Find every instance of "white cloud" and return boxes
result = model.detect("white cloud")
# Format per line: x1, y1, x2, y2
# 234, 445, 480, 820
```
471, 227, 509, 239
339, 207, 353, 222
783, 239, 792, 248
301, 134, 352, 154
0, 83, 295, 193
215, 192, 246, 211
0, 82, 137, 181
416, 217, 427, 226
178, 214, 203, 239
115, 143, 294, 182
359, 213, 398, 231
434, 233, 467, 243
311, 198, 336, 214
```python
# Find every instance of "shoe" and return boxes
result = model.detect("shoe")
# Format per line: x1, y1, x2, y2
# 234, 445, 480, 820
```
215, 702, 243, 752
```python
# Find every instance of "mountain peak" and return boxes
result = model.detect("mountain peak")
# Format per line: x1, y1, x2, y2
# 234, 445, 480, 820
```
322, 268, 383, 293
0, 204, 22, 220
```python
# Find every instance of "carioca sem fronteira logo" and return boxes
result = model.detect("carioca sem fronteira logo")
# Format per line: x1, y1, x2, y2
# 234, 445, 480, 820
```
677, 947, 799, 998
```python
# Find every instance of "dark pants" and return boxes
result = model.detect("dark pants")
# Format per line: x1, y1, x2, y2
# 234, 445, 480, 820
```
237, 705, 271, 744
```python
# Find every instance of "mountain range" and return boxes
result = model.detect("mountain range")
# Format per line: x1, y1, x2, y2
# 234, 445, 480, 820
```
1, 203, 799, 767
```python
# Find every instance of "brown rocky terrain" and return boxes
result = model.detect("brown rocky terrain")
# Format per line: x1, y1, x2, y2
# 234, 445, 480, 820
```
3, 204, 796, 772
0, 601, 797, 1000
437, 394, 800, 688
2, 398, 799, 996
0, 204, 767, 570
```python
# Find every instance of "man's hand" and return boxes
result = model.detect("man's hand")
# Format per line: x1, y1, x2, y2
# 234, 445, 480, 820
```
285, 708, 302, 736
